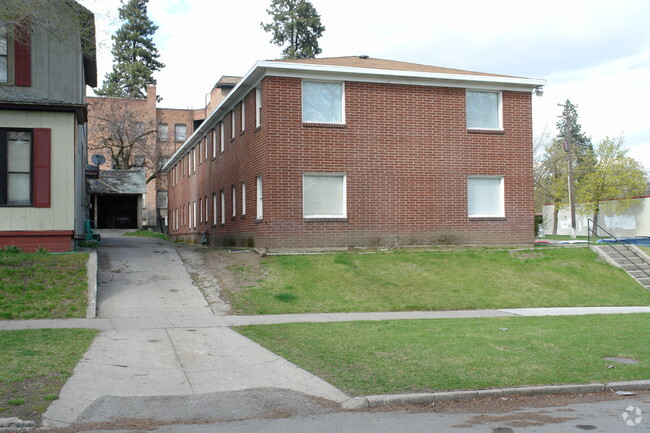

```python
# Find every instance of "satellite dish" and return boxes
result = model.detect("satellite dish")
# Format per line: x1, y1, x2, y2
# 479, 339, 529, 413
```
91, 154, 106, 167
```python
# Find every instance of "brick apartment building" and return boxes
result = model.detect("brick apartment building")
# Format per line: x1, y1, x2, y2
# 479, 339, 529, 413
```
86, 77, 238, 229
163, 56, 545, 250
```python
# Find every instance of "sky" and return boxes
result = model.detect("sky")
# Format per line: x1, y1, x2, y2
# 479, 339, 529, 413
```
80, 0, 650, 170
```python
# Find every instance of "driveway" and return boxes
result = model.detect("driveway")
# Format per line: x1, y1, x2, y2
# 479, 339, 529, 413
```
42, 232, 348, 428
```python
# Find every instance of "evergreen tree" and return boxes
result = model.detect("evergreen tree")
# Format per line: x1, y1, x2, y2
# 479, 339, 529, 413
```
261, 0, 325, 59
555, 99, 594, 169
95, 0, 164, 100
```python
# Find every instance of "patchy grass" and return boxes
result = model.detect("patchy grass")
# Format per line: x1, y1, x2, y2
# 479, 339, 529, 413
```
124, 230, 169, 240
230, 248, 650, 314
238, 314, 650, 396
0, 251, 89, 319
0, 329, 98, 422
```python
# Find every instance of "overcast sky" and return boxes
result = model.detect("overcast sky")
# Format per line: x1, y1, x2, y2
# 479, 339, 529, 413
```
80, 0, 650, 170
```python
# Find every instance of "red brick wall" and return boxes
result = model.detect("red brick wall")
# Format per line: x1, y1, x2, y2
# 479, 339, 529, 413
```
0, 231, 74, 252
167, 76, 534, 249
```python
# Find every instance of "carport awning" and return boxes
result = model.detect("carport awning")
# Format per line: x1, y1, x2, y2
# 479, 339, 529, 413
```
88, 169, 146, 195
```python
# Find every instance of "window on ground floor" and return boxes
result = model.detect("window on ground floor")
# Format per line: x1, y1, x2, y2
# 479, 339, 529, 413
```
467, 176, 504, 218
256, 176, 263, 220
303, 173, 346, 218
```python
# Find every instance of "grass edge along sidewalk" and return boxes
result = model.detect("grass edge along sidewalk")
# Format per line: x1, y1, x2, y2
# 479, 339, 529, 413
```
237, 314, 650, 397
0, 250, 89, 320
0, 328, 98, 424
230, 247, 650, 314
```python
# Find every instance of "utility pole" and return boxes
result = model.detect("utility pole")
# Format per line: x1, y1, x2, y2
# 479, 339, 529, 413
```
558, 102, 577, 239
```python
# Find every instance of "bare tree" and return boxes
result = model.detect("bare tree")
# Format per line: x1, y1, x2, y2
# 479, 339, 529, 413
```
88, 99, 169, 184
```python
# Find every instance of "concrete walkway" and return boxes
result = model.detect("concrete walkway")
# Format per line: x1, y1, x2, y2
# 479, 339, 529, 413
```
39, 232, 348, 428
5, 307, 650, 332
5, 232, 650, 427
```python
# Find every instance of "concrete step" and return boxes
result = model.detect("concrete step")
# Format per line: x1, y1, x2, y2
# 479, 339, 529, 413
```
612, 257, 648, 266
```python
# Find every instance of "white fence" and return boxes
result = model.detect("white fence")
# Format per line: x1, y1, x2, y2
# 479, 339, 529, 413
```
541, 196, 650, 237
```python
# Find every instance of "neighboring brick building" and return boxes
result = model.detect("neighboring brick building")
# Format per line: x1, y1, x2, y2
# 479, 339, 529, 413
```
87, 78, 238, 228
163, 56, 545, 250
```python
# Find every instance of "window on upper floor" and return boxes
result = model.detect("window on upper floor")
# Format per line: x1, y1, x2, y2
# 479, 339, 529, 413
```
255, 88, 262, 128
466, 90, 502, 130
220, 190, 225, 225
231, 185, 236, 218
175, 124, 187, 142
219, 122, 224, 153
212, 128, 217, 158
0, 25, 8, 83
241, 101, 246, 132
302, 81, 344, 124
158, 123, 168, 141
230, 110, 235, 139
303, 174, 347, 218
467, 176, 504, 218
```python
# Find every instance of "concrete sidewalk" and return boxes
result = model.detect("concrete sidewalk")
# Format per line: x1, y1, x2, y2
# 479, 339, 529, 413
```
39, 232, 348, 428
4, 307, 650, 332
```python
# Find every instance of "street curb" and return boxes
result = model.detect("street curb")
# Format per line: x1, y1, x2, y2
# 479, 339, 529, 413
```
341, 381, 650, 409
86, 250, 97, 319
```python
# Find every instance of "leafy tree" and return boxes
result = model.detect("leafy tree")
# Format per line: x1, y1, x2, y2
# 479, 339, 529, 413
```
95, 0, 163, 100
261, 0, 325, 59
575, 136, 647, 230
556, 99, 595, 169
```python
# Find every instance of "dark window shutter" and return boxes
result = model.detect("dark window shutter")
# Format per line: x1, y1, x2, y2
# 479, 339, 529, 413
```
14, 22, 31, 87
33, 128, 51, 208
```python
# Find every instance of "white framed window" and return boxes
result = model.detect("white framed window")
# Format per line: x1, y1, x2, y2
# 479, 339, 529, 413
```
204, 136, 208, 160
199, 198, 203, 223
220, 190, 225, 224
175, 124, 186, 141
187, 203, 191, 227
303, 174, 347, 218
241, 182, 246, 216
466, 90, 502, 130
302, 81, 345, 124
212, 128, 217, 158
192, 147, 196, 173
241, 101, 246, 132
193, 201, 197, 228
467, 176, 505, 218
219, 122, 224, 153
212, 193, 217, 225
231, 185, 236, 217
256, 176, 263, 220
230, 110, 235, 139
204, 196, 208, 223
158, 123, 168, 141
255, 87, 262, 127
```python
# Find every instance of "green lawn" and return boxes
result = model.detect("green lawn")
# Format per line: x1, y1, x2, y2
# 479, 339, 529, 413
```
238, 314, 650, 396
124, 230, 170, 240
230, 248, 650, 314
0, 251, 89, 319
0, 329, 98, 422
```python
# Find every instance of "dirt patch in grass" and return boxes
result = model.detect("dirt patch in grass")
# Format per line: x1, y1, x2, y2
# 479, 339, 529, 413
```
173, 244, 265, 314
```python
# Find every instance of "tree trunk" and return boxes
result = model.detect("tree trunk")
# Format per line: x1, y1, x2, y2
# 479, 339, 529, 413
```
552, 201, 559, 235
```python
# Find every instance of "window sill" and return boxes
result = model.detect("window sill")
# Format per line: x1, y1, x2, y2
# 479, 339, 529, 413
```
468, 216, 506, 221
254, 125, 262, 133
240, 215, 246, 220
304, 217, 348, 223
255, 218, 264, 224
231, 216, 237, 221
240, 130, 245, 136
467, 129, 505, 135
303, 122, 347, 129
